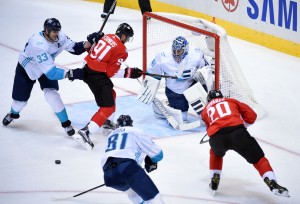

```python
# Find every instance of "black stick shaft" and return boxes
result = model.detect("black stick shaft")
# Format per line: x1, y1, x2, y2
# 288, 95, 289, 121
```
73, 184, 105, 198
199, 133, 209, 144
141, 72, 178, 79
99, 0, 117, 32
89, 0, 117, 53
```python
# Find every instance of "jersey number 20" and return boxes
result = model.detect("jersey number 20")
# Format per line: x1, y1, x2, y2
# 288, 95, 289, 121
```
207, 101, 231, 124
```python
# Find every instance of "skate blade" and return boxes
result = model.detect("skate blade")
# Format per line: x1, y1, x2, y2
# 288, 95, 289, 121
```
72, 135, 93, 151
211, 190, 216, 196
272, 189, 290, 197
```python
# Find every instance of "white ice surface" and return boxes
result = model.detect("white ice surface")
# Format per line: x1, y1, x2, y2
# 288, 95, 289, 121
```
0, 0, 300, 203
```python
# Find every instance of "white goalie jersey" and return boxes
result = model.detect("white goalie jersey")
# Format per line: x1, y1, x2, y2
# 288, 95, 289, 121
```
147, 47, 209, 94
18, 31, 79, 80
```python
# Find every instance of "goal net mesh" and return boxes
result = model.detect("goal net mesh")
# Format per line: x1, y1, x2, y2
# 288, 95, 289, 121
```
143, 12, 264, 118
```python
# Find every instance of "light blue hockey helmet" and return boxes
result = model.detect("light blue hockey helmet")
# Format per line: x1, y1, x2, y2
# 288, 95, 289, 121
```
172, 36, 189, 63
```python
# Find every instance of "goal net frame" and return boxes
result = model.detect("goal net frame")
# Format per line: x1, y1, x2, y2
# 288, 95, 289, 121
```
142, 12, 264, 118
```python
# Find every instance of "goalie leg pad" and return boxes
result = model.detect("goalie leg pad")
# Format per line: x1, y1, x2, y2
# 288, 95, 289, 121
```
153, 98, 200, 130
152, 102, 166, 119
137, 76, 160, 105
183, 82, 207, 115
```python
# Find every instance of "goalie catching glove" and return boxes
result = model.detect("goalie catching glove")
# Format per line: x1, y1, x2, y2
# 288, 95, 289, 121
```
144, 155, 158, 173
65, 68, 85, 81
87, 31, 104, 44
124, 67, 143, 79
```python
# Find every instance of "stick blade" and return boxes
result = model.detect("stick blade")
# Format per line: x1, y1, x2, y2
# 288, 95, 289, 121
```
51, 196, 73, 201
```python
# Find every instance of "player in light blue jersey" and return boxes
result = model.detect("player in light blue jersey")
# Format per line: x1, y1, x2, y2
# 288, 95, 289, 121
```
101, 115, 165, 204
2, 18, 95, 136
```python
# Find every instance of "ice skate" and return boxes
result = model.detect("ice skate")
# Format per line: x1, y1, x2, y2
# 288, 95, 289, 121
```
65, 125, 75, 136
101, 13, 107, 19
264, 177, 290, 197
61, 120, 75, 136
2, 112, 19, 126
72, 126, 94, 150
102, 119, 117, 135
209, 173, 220, 196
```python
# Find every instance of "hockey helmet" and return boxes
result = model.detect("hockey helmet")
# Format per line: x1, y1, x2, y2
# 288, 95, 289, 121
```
44, 18, 61, 32
172, 36, 189, 63
207, 90, 223, 102
116, 23, 134, 42
117, 115, 133, 127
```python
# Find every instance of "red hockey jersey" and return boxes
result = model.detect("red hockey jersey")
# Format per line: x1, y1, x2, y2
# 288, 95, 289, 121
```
84, 34, 128, 77
201, 98, 257, 136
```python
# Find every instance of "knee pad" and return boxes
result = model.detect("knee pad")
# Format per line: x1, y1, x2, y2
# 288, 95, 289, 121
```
43, 88, 64, 112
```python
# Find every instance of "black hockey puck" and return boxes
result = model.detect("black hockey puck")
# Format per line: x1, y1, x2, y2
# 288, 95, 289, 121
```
55, 160, 61, 164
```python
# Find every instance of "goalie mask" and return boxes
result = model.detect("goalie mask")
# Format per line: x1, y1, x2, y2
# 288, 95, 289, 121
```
172, 36, 189, 63
117, 115, 133, 127
207, 90, 223, 102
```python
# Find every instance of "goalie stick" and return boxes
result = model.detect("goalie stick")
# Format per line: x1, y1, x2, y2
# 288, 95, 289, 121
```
140, 72, 178, 79
153, 98, 200, 131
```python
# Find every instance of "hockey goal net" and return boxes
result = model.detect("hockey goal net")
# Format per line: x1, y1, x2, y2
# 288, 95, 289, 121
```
142, 12, 264, 118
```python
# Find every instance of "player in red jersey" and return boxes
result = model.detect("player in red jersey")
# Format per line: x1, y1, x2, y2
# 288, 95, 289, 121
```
201, 90, 289, 197
72, 23, 143, 150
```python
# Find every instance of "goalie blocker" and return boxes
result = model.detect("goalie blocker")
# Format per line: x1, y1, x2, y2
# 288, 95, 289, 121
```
183, 82, 208, 116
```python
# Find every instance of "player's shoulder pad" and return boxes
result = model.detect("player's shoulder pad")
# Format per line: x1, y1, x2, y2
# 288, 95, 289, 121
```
31, 32, 49, 50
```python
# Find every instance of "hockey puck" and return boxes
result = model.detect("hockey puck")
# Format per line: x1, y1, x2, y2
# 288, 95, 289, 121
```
55, 160, 61, 164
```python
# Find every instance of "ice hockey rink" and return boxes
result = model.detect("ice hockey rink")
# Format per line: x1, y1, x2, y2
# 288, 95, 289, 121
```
1, 0, 300, 203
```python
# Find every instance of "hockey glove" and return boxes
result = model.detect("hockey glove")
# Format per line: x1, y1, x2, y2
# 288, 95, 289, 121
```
65, 68, 85, 81
144, 155, 157, 173
124, 67, 143, 79
87, 31, 104, 44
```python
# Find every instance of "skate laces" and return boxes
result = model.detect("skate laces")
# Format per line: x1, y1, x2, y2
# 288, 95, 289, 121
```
264, 177, 289, 197
210, 173, 220, 190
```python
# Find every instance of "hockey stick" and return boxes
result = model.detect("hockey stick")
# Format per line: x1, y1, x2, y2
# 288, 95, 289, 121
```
52, 184, 105, 201
99, 0, 117, 32
153, 98, 200, 131
139, 72, 178, 79
199, 133, 209, 144
121, 61, 177, 79
89, 0, 117, 52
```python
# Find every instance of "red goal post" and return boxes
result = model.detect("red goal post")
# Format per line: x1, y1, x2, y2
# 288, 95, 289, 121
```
142, 12, 264, 118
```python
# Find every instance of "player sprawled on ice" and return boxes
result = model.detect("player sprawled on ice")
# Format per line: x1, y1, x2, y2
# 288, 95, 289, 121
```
72, 23, 143, 150
201, 90, 290, 197
2, 18, 94, 136
138, 36, 214, 131
101, 114, 165, 204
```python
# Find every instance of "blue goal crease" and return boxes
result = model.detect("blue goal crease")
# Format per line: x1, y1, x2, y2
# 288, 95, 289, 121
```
65, 95, 205, 138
